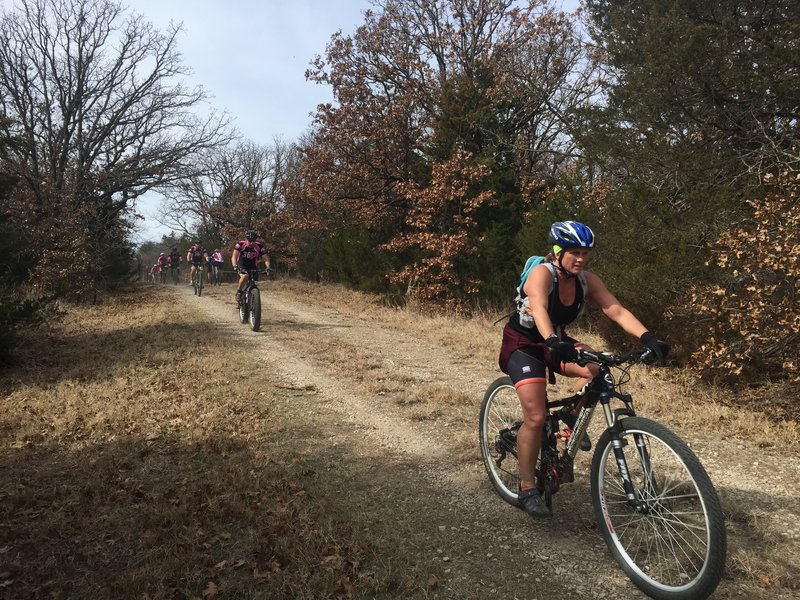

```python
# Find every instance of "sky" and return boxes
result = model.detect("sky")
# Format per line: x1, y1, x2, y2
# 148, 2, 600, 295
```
126, 0, 377, 242
120, 0, 579, 243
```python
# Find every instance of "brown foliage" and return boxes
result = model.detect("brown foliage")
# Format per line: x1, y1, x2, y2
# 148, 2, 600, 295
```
685, 179, 799, 383
283, 0, 595, 299
383, 149, 495, 303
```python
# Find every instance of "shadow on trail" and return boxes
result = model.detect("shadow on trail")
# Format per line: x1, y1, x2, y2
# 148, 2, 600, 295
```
0, 321, 204, 391
0, 413, 437, 600
266, 318, 352, 331
716, 484, 800, 591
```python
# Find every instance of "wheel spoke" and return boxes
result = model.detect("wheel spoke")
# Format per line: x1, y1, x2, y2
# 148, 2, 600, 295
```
592, 418, 724, 596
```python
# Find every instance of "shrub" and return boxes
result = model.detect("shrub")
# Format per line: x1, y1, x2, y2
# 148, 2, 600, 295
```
679, 182, 799, 383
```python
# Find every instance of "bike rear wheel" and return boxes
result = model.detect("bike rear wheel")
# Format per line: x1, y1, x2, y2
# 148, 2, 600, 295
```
479, 376, 522, 506
249, 287, 261, 331
591, 417, 726, 600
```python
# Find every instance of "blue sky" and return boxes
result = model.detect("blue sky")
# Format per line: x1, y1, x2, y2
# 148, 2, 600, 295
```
126, 0, 377, 241
128, 0, 374, 144
121, 0, 580, 242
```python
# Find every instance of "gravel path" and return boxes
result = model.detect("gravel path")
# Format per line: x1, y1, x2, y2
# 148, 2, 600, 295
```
173, 280, 800, 599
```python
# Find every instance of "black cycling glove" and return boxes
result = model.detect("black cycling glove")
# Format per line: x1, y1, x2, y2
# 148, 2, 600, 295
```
546, 335, 579, 365
640, 331, 670, 364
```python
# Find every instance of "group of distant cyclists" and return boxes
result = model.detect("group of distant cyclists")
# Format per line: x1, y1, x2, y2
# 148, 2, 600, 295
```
147, 230, 271, 304
148, 246, 183, 284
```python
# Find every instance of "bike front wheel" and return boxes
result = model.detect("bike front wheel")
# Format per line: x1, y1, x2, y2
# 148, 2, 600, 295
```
591, 417, 726, 600
238, 293, 249, 324
479, 376, 522, 506
249, 287, 261, 331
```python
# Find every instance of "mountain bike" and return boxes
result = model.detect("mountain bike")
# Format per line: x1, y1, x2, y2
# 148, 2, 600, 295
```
479, 347, 726, 600
158, 267, 166, 284
236, 267, 269, 331
170, 263, 180, 285
191, 263, 204, 296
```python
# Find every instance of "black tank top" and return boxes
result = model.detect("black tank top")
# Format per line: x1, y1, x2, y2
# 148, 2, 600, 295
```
509, 275, 585, 342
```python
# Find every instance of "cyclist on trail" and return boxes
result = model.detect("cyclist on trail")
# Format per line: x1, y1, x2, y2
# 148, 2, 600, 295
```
186, 240, 209, 285
498, 220, 669, 520
211, 248, 224, 267
168, 246, 182, 269
210, 248, 224, 282
149, 263, 159, 283
156, 252, 169, 279
232, 230, 270, 304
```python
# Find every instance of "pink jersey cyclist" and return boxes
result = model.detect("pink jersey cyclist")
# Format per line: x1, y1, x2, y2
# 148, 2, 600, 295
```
232, 229, 271, 303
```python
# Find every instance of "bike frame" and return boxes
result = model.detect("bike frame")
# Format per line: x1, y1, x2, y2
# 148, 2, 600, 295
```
241, 268, 260, 296
550, 351, 650, 512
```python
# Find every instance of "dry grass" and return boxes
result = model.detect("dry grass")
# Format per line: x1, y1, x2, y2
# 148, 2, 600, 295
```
267, 279, 800, 595
275, 279, 800, 451
2, 279, 799, 599
0, 286, 441, 599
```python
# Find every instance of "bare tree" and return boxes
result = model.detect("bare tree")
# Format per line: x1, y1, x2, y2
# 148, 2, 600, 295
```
0, 0, 231, 296
159, 138, 294, 247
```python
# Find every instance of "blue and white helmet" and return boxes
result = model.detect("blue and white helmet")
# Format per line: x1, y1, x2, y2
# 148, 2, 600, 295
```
548, 221, 595, 250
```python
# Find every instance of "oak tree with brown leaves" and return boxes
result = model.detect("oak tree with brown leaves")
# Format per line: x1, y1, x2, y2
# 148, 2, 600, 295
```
683, 178, 799, 383
291, 0, 596, 300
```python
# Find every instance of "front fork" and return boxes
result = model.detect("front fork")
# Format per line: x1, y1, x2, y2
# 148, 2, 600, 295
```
599, 392, 653, 512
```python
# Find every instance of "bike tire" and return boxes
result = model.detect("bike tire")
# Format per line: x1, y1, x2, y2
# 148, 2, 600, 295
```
197, 270, 203, 296
249, 288, 261, 331
238, 293, 249, 324
590, 416, 726, 600
479, 376, 522, 506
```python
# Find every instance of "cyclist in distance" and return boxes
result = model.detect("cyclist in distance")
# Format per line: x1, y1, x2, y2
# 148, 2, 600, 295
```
149, 263, 159, 283
232, 230, 270, 304
210, 248, 224, 282
168, 246, 181, 270
186, 240, 209, 285
156, 252, 169, 281
498, 220, 669, 520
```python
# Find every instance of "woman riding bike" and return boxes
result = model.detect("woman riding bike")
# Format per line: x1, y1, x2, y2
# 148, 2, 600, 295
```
498, 220, 669, 519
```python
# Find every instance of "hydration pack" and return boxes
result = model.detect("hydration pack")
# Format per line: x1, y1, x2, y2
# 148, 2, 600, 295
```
514, 257, 587, 330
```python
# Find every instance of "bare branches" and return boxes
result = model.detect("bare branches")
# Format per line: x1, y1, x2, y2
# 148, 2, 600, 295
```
0, 0, 231, 210
0, 0, 232, 298
158, 138, 295, 247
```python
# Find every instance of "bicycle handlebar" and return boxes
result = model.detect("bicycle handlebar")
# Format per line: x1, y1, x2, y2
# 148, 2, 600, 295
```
575, 347, 653, 367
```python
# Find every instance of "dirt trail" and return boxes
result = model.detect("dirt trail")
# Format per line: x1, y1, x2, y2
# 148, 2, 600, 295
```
173, 280, 799, 599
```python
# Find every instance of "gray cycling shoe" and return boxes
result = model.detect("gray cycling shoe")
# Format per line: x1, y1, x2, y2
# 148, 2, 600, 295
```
518, 487, 552, 520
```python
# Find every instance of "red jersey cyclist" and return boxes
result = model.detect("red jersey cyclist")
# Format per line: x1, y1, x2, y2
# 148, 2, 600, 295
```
149, 263, 159, 283
156, 253, 169, 281
232, 230, 270, 304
